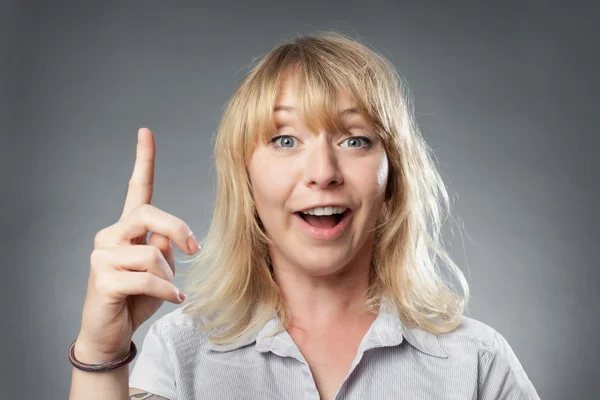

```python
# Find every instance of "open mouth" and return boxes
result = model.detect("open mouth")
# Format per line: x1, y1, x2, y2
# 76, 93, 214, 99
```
295, 209, 350, 229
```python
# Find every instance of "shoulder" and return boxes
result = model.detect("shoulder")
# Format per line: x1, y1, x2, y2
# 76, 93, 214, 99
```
440, 314, 497, 349
441, 315, 527, 366
153, 306, 206, 330
422, 314, 498, 360
143, 306, 216, 351
145, 305, 262, 355
130, 308, 215, 398
435, 315, 540, 399
436, 314, 526, 366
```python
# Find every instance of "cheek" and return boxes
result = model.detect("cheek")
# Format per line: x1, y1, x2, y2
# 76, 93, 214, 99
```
376, 155, 389, 192
249, 154, 293, 210
344, 152, 388, 207
357, 152, 389, 199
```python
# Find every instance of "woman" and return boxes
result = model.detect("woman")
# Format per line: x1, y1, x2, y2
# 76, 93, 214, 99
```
69, 32, 540, 399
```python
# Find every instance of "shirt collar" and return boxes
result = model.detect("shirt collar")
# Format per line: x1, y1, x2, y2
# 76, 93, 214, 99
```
374, 300, 448, 358
207, 300, 448, 359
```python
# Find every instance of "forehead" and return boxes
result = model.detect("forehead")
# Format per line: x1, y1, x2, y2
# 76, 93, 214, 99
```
274, 73, 358, 116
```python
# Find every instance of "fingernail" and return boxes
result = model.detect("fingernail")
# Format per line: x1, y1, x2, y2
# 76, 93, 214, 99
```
178, 290, 187, 303
187, 233, 200, 253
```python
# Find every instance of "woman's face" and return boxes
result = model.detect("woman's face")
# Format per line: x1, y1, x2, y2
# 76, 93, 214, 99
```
248, 74, 389, 278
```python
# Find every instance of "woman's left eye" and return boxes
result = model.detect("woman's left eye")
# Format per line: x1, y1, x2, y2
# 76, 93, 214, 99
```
340, 136, 373, 149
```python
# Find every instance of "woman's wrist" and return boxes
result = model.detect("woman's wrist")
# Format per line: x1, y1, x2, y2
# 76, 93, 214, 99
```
73, 335, 131, 365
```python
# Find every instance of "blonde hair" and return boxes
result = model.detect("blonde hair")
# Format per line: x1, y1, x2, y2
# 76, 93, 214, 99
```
180, 31, 469, 343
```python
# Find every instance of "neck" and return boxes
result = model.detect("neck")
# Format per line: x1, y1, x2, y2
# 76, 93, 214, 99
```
271, 238, 376, 331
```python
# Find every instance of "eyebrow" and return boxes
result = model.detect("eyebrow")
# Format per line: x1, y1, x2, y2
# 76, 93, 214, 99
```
274, 105, 360, 118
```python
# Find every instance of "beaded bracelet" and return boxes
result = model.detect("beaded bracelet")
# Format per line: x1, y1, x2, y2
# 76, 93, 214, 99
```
68, 339, 137, 372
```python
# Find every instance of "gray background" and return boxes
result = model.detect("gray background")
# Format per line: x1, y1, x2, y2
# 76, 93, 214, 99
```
2, 1, 598, 398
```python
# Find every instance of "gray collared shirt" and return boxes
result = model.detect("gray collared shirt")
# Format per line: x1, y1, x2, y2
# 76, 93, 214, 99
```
129, 303, 540, 399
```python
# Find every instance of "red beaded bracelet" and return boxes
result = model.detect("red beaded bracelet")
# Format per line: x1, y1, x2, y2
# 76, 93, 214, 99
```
68, 339, 137, 372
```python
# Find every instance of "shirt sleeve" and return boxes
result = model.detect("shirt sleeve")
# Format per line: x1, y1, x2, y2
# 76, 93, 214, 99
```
478, 330, 540, 400
129, 319, 176, 399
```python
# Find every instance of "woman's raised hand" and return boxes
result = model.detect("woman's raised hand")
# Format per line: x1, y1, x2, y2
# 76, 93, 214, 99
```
75, 128, 199, 362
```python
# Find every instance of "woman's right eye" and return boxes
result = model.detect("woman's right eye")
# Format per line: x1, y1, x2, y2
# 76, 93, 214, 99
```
270, 135, 297, 150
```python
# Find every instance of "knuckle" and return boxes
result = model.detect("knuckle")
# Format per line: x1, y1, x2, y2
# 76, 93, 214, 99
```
178, 223, 192, 240
129, 177, 153, 189
89, 248, 103, 267
94, 273, 113, 296
137, 203, 153, 218
94, 228, 107, 247
89, 249, 111, 275
128, 177, 141, 187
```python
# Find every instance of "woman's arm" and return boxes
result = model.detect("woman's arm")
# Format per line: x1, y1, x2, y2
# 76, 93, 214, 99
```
478, 331, 540, 399
68, 338, 173, 400
68, 337, 130, 400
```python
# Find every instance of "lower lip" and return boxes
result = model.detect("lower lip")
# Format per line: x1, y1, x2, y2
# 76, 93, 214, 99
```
294, 210, 353, 240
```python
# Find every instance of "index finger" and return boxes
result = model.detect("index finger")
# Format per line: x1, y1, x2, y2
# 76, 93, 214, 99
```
121, 127, 155, 219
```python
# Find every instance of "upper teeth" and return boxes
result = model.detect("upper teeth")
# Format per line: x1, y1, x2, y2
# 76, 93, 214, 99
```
302, 206, 347, 216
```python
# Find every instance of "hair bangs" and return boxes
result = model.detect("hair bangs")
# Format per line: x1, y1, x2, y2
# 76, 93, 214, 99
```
240, 41, 391, 161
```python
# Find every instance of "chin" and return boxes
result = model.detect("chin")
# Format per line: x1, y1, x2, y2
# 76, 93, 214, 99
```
297, 264, 346, 277
293, 251, 352, 277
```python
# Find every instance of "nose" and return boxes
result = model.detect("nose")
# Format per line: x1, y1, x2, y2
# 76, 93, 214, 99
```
303, 137, 343, 189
